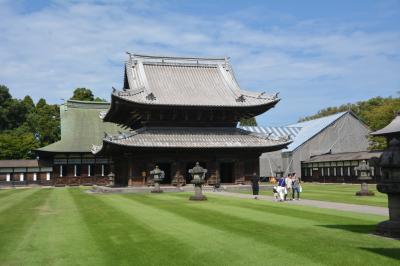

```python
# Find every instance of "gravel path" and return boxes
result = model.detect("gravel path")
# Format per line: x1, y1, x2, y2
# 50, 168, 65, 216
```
209, 191, 389, 216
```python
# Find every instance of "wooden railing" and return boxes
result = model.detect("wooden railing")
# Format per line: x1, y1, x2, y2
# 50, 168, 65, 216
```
53, 176, 110, 186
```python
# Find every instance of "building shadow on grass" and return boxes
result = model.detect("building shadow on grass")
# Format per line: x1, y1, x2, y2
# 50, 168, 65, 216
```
317, 224, 376, 234
360, 248, 400, 260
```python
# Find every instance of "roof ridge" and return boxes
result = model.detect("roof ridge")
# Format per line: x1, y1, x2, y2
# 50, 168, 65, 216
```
288, 111, 348, 126
127, 52, 227, 62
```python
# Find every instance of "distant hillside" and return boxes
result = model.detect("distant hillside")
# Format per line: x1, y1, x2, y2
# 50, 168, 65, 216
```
298, 96, 400, 150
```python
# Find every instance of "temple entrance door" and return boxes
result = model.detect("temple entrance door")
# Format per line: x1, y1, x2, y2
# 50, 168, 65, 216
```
220, 162, 234, 183
156, 162, 171, 184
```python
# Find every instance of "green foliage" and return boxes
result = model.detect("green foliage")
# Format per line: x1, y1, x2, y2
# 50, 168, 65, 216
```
22, 96, 35, 112
71, 88, 95, 101
0, 85, 61, 159
23, 102, 60, 147
0, 85, 11, 104
70, 88, 106, 102
299, 96, 400, 150
0, 131, 40, 159
94, 97, 106, 102
0, 94, 32, 131
239, 117, 258, 126
0, 85, 107, 159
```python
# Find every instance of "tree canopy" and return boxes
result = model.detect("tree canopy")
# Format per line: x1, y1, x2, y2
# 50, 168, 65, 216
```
70, 88, 106, 102
0, 85, 108, 159
239, 117, 258, 126
0, 85, 60, 159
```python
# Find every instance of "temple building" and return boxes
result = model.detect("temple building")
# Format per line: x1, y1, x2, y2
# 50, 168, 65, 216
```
92, 54, 291, 186
36, 100, 123, 186
0, 160, 52, 185
242, 111, 372, 182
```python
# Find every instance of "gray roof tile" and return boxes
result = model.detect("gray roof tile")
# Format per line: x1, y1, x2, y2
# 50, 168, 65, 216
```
92, 127, 291, 152
117, 54, 278, 107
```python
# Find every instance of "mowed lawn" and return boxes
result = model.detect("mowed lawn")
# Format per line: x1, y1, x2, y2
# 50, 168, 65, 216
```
0, 188, 399, 266
254, 183, 388, 207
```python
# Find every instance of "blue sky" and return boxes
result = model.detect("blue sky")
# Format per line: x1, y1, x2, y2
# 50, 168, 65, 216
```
0, 0, 399, 126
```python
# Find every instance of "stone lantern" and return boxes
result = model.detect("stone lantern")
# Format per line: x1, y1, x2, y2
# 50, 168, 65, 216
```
150, 165, 165, 193
371, 113, 400, 238
354, 160, 374, 196
107, 172, 115, 186
188, 162, 208, 200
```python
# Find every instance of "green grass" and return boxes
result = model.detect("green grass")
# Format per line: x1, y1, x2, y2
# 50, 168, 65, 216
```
254, 183, 388, 207
0, 188, 399, 266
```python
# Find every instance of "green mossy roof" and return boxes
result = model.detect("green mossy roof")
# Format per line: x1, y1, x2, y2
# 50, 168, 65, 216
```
38, 100, 124, 153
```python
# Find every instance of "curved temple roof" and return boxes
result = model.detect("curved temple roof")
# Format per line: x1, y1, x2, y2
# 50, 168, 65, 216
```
92, 127, 291, 154
371, 113, 400, 137
112, 53, 279, 108
37, 100, 124, 154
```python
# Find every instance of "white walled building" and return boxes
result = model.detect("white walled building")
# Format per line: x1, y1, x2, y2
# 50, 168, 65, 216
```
241, 111, 371, 178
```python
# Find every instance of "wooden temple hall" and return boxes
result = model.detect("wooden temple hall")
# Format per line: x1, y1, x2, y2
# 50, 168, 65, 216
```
91, 54, 291, 186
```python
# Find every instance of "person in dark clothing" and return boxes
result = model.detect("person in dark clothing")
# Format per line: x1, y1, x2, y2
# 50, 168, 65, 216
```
251, 172, 260, 199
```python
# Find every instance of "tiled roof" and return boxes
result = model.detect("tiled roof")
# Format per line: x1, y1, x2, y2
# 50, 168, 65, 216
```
92, 127, 291, 153
284, 112, 348, 151
241, 112, 349, 152
303, 151, 382, 163
115, 53, 279, 107
37, 100, 125, 153
0, 160, 39, 168
371, 113, 400, 137
240, 126, 301, 139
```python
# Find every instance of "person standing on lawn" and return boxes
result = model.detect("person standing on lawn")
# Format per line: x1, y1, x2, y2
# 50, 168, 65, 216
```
251, 172, 260, 200
277, 176, 286, 201
292, 173, 301, 200
285, 173, 293, 201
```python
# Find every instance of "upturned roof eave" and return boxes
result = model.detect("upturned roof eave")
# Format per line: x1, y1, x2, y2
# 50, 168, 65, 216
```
92, 140, 291, 156
370, 113, 400, 137
102, 92, 280, 123
113, 90, 279, 108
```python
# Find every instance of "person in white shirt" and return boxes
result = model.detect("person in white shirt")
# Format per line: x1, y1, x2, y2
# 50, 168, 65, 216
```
285, 174, 293, 201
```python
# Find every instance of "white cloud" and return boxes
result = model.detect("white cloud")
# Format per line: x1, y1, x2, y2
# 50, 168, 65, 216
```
0, 1, 399, 125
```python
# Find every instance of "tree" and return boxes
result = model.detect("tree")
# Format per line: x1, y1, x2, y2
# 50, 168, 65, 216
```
1, 98, 29, 130
24, 101, 60, 147
0, 131, 40, 159
71, 88, 94, 101
94, 97, 106, 102
22, 96, 35, 113
0, 85, 11, 105
36, 98, 47, 109
0, 85, 12, 130
239, 117, 258, 126
0, 85, 61, 158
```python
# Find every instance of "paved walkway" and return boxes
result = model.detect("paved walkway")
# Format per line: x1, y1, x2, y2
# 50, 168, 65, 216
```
208, 191, 389, 216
